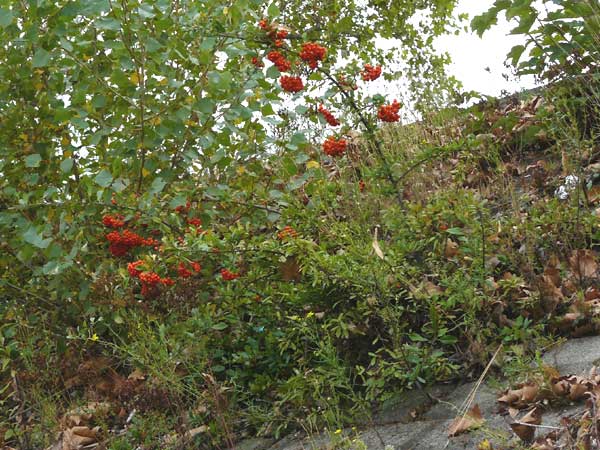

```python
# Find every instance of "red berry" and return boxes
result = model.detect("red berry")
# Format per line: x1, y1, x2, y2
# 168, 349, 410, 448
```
279, 75, 304, 93
127, 260, 144, 278
322, 136, 347, 157
102, 214, 125, 229
251, 56, 264, 68
220, 268, 240, 281
267, 51, 291, 72
378, 100, 401, 123
299, 42, 326, 69
317, 104, 340, 126
361, 64, 382, 81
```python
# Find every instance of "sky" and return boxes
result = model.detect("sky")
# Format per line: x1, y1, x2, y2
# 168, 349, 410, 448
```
435, 0, 538, 97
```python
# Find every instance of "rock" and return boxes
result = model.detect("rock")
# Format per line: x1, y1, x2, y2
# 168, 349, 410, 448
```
542, 335, 600, 375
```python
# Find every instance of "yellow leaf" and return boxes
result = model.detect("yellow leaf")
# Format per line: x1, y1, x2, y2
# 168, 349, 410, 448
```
83, 55, 91, 62
34, 82, 45, 91
306, 160, 320, 169
236, 166, 246, 175
159, 78, 168, 86
142, 168, 150, 177
372, 228, 384, 260
62, 136, 71, 146
130, 72, 140, 85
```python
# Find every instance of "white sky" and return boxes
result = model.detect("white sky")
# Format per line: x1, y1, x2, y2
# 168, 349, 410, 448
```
436, 0, 538, 96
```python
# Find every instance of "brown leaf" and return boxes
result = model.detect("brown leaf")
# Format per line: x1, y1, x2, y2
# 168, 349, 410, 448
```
569, 250, 598, 278
447, 404, 484, 437
510, 407, 542, 443
127, 368, 146, 381
444, 239, 459, 258
498, 383, 540, 408
62, 426, 100, 450
279, 256, 301, 282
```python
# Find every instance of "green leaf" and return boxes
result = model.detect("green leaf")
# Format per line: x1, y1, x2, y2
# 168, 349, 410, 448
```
25, 154, 42, 168
0, 8, 14, 28
32, 48, 51, 68
196, 98, 215, 114
94, 169, 113, 188
60, 158, 74, 173
267, 3, 280, 18
149, 177, 166, 195
508, 44, 526, 65
23, 227, 52, 249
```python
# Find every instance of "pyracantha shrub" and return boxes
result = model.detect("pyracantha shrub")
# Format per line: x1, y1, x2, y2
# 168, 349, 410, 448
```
299, 42, 326, 69
221, 268, 240, 281
378, 100, 402, 122
267, 50, 291, 72
177, 262, 192, 278
322, 136, 348, 157
186, 217, 202, 230
105, 230, 159, 257
362, 64, 382, 81
280, 75, 304, 93
174, 201, 191, 214
102, 214, 125, 229
251, 56, 264, 68
127, 260, 144, 278
277, 225, 298, 240
137, 271, 174, 297
318, 104, 340, 126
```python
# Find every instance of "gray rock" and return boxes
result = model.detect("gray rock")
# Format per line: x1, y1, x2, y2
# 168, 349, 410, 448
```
542, 335, 600, 375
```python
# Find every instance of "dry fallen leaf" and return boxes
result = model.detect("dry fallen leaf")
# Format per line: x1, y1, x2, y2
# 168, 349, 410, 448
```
447, 404, 484, 437
569, 250, 598, 278
372, 228, 384, 260
498, 383, 540, 408
444, 239, 459, 258
62, 426, 100, 450
510, 407, 542, 443
279, 256, 301, 282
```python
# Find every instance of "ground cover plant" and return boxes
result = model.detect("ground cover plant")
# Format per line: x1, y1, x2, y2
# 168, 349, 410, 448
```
3, 0, 600, 449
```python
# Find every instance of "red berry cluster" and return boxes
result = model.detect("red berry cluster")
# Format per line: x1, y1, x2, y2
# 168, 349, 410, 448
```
318, 104, 340, 126
377, 100, 401, 123
277, 225, 298, 240
267, 51, 291, 72
361, 64, 382, 81
220, 268, 240, 281
106, 230, 159, 257
258, 19, 288, 47
175, 201, 191, 214
299, 42, 326, 69
102, 214, 125, 229
251, 56, 264, 68
127, 260, 174, 297
359, 180, 366, 192
280, 75, 304, 93
322, 136, 348, 157
127, 260, 144, 278
177, 261, 201, 278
